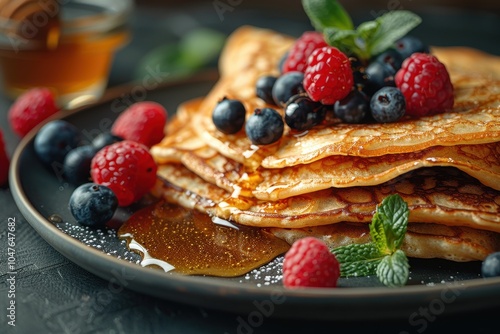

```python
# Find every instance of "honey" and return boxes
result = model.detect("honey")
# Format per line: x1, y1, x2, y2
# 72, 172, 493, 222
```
0, 30, 127, 104
118, 200, 290, 277
0, 0, 132, 108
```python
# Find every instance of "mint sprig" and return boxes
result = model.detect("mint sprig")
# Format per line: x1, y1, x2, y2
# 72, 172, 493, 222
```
331, 194, 410, 287
302, 0, 422, 62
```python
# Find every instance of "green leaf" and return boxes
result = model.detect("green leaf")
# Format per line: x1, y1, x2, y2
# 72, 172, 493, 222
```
376, 250, 410, 287
323, 27, 358, 54
369, 10, 422, 56
179, 28, 226, 68
377, 194, 409, 251
369, 211, 391, 255
332, 243, 384, 277
302, 0, 354, 31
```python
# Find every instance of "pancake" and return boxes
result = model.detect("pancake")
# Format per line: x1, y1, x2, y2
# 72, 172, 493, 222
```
149, 26, 500, 263
153, 165, 500, 233
270, 223, 500, 262
181, 26, 500, 169
152, 99, 500, 200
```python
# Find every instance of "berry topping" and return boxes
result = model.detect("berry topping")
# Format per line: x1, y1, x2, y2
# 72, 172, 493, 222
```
111, 101, 167, 147
8, 87, 59, 137
0, 130, 9, 187
91, 132, 124, 152
272, 71, 305, 106
370, 87, 406, 123
91, 140, 158, 207
63, 145, 97, 185
212, 97, 246, 134
256, 75, 278, 105
482, 252, 500, 278
34, 120, 81, 167
283, 237, 340, 288
334, 89, 370, 123
69, 183, 118, 227
303, 46, 354, 105
284, 94, 326, 131
395, 53, 454, 117
363, 60, 397, 96
282, 31, 328, 73
394, 36, 430, 60
245, 108, 284, 145
372, 48, 404, 71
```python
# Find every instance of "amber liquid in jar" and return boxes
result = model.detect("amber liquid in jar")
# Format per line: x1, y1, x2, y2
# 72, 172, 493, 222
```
0, 30, 128, 106
118, 201, 290, 277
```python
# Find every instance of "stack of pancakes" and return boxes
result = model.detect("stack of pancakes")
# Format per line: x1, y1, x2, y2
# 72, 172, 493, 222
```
150, 26, 500, 262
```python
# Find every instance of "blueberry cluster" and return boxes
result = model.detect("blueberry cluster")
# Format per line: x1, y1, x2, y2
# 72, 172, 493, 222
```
34, 120, 122, 227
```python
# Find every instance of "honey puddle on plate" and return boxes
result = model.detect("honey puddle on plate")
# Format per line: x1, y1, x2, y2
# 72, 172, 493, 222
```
118, 201, 290, 277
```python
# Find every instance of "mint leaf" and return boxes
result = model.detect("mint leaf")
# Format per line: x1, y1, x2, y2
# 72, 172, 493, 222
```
331, 194, 411, 287
377, 194, 409, 251
332, 243, 383, 277
376, 249, 410, 287
302, 0, 353, 31
369, 211, 391, 255
368, 10, 422, 56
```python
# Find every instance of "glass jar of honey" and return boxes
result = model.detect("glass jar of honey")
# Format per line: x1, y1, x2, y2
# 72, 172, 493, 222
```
0, 0, 133, 108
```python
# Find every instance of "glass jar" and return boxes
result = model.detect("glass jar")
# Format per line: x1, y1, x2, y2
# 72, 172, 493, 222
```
0, 0, 133, 108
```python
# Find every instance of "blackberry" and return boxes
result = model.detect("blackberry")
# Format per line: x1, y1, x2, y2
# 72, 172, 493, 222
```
212, 97, 246, 134
272, 71, 305, 106
69, 183, 118, 227
370, 87, 406, 123
334, 89, 370, 124
245, 108, 284, 145
256, 75, 278, 105
285, 95, 326, 131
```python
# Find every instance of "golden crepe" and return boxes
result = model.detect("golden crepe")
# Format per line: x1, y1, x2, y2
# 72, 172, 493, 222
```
150, 26, 500, 262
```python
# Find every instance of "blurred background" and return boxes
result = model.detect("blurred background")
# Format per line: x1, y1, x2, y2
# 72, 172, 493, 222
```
110, 0, 499, 87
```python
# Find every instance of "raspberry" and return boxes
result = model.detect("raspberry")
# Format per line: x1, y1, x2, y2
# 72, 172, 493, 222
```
395, 53, 454, 117
8, 88, 59, 137
0, 130, 9, 187
282, 31, 328, 73
303, 46, 354, 105
282, 237, 340, 288
91, 140, 158, 207
111, 102, 167, 147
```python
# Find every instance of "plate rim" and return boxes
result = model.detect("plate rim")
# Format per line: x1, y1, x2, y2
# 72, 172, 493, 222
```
9, 73, 500, 320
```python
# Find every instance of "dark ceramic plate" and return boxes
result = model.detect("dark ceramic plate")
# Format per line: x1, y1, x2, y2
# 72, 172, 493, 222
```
10, 72, 500, 321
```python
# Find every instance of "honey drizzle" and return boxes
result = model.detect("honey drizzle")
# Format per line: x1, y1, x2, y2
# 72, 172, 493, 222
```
118, 200, 290, 277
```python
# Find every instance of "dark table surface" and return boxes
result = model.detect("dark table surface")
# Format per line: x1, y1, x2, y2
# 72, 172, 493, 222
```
1, 3, 500, 333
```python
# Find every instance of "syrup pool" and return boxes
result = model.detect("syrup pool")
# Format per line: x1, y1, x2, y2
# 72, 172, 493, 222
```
117, 200, 290, 277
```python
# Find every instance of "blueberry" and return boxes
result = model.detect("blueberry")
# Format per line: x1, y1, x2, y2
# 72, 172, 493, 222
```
334, 89, 370, 124
370, 87, 406, 123
245, 108, 284, 145
63, 145, 96, 185
285, 95, 325, 131
256, 75, 278, 105
212, 97, 246, 134
482, 252, 500, 278
372, 48, 404, 71
394, 36, 430, 60
34, 120, 81, 167
363, 61, 397, 96
272, 71, 305, 106
69, 183, 118, 227
91, 132, 123, 152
